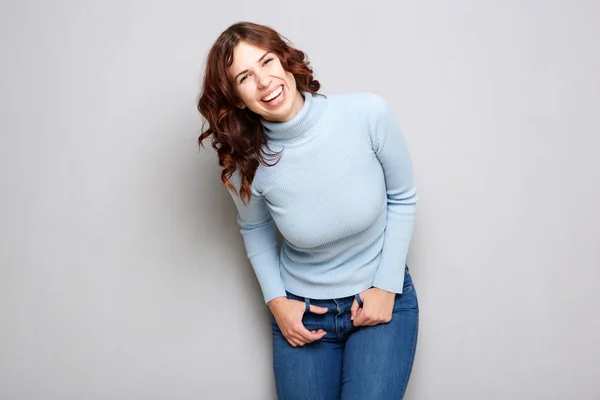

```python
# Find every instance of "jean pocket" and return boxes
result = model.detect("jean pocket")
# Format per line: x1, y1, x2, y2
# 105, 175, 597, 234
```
393, 277, 418, 313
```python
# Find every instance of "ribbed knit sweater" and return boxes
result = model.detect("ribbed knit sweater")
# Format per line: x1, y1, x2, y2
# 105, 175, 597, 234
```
228, 91, 417, 303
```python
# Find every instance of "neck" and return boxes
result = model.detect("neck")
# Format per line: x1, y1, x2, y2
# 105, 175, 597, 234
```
261, 92, 327, 144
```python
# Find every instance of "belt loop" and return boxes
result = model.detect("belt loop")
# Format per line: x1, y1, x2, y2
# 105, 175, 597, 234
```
354, 294, 363, 308
305, 297, 311, 313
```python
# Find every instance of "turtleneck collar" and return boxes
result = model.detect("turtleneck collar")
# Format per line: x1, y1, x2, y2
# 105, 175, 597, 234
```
260, 91, 327, 144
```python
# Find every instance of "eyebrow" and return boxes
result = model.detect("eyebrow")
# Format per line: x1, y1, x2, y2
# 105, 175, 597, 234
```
233, 51, 271, 82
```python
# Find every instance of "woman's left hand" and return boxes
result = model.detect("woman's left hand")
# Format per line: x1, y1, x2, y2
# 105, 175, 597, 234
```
351, 287, 396, 327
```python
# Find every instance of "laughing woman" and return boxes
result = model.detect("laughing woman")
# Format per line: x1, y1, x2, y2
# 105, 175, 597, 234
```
197, 22, 419, 399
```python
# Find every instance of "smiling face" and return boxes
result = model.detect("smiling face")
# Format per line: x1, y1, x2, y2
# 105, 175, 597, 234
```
229, 41, 304, 123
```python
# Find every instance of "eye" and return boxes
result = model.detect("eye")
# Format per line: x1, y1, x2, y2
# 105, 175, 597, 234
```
239, 74, 249, 84
263, 58, 274, 66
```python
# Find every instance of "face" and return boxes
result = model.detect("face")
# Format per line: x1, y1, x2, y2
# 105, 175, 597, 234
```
229, 41, 304, 123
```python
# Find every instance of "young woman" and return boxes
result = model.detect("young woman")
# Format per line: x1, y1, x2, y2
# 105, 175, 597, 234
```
197, 21, 419, 399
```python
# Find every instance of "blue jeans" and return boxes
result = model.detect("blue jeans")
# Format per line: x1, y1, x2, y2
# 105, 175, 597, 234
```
271, 266, 419, 400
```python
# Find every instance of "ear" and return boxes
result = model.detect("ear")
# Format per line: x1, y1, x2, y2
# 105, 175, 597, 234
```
236, 102, 246, 109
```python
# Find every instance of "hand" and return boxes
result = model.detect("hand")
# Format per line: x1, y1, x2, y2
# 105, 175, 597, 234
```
351, 287, 396, 327
268, 297, 328, 347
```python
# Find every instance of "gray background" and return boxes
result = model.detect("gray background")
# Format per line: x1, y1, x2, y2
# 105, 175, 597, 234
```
1, 0, 599, 399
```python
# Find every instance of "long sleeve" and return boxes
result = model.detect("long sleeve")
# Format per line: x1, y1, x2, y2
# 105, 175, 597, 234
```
368, 96, 418, 293
228, 170, 286, 303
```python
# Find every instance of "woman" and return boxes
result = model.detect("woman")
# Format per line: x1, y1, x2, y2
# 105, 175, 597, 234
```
197, 21, 419, 399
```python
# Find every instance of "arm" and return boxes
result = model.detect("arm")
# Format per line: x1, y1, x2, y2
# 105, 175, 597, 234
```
227, 170, 286, 304
369, 95, 418, 293
228, 171, 329, 346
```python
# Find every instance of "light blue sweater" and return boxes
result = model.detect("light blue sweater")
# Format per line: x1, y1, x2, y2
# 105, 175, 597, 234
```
228, 91, 417, 303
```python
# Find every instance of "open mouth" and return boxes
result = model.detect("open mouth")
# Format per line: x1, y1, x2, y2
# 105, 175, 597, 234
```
261, 85, 283, 102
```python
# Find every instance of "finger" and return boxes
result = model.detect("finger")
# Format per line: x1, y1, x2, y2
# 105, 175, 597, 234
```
297, 326, 317, 342
296, 325, 325, 343
288, 334, 306, 347
310, 330, 327, 341
357, 313, 387, 327
306, 330, 327, 343
308, 304, 328, 314
353, 308, 363, 324
296, 335, 314, 346
353, 310, 368, 327
350, 299, 359, 320
283, 328, 307, 347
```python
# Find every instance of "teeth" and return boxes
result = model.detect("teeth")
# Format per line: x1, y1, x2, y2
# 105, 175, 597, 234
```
262, 86, 283, 102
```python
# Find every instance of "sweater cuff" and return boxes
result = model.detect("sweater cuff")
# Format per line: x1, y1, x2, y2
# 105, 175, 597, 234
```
251, 249, 287, 303
372, 261, 407, 294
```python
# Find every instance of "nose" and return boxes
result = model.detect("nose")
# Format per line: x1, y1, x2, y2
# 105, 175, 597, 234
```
256, 70, 271, 89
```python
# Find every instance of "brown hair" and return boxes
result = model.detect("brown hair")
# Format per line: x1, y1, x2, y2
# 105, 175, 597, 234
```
197, 22, 320, 205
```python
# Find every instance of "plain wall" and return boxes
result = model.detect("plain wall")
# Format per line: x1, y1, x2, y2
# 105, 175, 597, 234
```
1, 0, 599, 399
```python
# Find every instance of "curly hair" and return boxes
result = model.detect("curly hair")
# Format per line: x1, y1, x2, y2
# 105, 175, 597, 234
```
197, 22, 320, 205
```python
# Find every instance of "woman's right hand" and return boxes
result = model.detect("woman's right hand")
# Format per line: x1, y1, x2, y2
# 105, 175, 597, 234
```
268, 296, 328, 347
